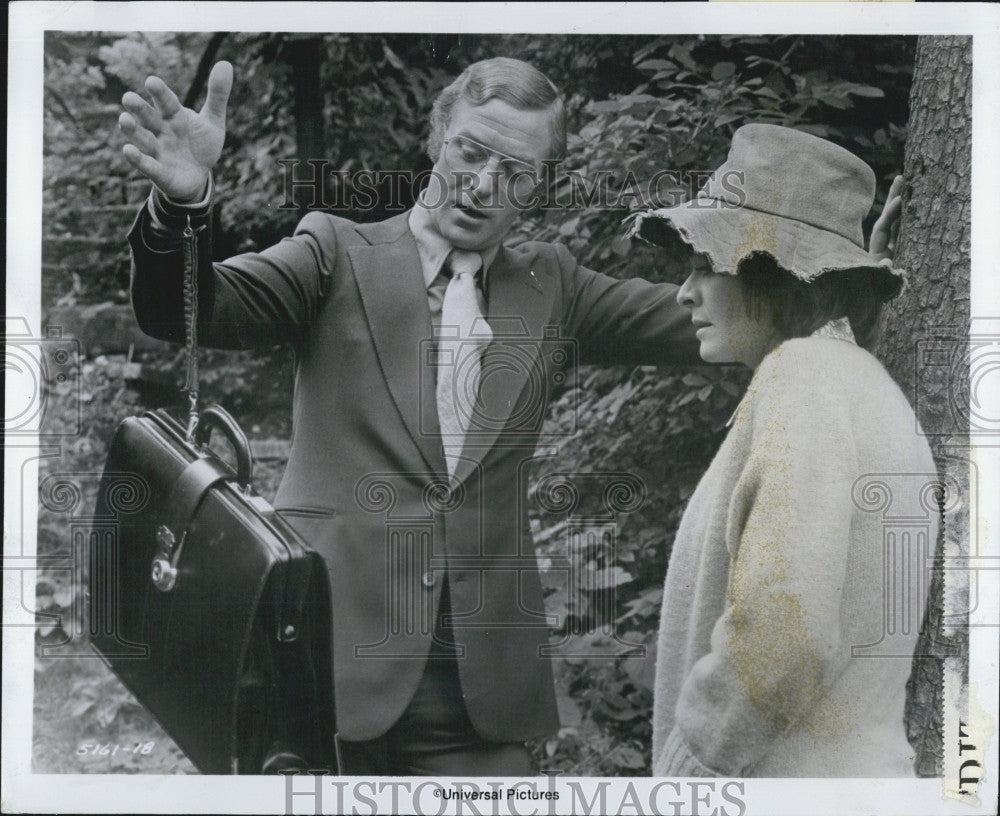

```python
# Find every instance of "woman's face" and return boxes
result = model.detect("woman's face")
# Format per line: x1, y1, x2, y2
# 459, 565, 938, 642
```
676, 254, 780, 367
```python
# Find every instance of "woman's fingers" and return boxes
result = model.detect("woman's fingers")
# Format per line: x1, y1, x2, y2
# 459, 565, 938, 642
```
121, 90, 163, 133
144, 75, 183, 119
118, 112, 160, 158
887, 174, 905, 202
880, 192, 902, 225
884, 176, 904, 250
869, 174, 906, 258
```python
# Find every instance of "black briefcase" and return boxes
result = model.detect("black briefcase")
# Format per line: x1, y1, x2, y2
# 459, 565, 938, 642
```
89, 404, 336, 774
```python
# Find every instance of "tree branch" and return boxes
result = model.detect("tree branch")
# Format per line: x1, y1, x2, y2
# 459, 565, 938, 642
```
184, 33, 228, 109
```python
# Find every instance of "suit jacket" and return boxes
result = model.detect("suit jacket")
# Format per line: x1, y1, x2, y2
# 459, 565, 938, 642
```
128, 202, 700, 742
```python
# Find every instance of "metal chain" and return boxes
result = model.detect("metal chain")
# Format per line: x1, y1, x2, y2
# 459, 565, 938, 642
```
181, 216, 203, 442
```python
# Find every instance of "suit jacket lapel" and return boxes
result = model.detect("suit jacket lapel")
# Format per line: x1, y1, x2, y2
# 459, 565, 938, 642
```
452, 244, 555, 488
349, 213, 445, 475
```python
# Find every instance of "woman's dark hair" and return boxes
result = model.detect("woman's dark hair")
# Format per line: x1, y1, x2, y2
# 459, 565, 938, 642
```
737, 253, 886, 350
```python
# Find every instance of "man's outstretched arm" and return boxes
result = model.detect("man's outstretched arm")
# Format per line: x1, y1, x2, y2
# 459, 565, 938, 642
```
121, 61, 333, 349
546, 242, 701, 366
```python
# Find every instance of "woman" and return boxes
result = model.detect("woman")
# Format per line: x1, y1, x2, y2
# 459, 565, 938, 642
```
630, 124, 937, 777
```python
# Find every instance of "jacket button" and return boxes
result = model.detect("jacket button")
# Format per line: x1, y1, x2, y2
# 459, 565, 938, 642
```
421, 571, 436, 589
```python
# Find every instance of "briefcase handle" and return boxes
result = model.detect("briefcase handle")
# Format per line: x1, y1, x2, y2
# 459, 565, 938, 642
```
194, 404, 254, 494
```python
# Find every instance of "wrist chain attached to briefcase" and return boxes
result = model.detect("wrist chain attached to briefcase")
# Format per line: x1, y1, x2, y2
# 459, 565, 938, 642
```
89, 216, 336, 774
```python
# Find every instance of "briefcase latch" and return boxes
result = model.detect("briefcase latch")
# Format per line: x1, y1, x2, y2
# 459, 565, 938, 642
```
151, 524, 185, 592
150, 455, 231, 593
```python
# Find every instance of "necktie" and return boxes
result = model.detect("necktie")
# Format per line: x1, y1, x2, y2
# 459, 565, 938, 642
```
436, 249, 492, 479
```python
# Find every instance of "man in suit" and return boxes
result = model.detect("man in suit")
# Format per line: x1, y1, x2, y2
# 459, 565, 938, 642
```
120, 56, 896, 775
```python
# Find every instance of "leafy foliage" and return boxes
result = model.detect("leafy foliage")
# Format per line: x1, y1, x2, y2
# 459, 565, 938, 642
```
39, 32, 914, 776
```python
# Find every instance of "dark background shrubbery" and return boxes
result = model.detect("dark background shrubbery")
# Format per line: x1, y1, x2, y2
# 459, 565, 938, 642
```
37, 32, 914, 774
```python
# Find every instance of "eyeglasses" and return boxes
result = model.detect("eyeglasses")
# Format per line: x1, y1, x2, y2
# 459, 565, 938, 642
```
442, 135, 541, 192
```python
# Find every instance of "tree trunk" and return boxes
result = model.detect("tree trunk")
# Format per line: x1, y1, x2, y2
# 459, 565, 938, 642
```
875, 36, 972, 778
286, 37, 326, 166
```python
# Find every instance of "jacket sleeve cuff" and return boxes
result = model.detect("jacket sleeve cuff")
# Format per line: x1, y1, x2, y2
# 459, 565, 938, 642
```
147, 175, 213, 233
653, 726, 723, 778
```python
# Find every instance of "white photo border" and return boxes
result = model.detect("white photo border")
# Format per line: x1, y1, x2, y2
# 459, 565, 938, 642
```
5, 3, 999, 814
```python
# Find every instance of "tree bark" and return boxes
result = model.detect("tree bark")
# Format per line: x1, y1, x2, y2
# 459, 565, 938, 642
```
875, 36, 972, 778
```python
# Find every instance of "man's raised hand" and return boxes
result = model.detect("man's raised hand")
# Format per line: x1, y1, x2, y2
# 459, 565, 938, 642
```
119, 61, 233, 203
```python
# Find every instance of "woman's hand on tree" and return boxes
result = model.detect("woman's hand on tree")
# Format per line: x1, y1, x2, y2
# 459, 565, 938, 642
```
869, 174, 904, 262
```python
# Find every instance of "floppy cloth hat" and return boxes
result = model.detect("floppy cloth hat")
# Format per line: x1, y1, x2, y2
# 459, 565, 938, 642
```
629, 123, 905, 300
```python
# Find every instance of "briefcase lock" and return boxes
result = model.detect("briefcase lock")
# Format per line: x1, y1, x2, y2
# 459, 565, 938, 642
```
152, 524, 185, 592
149, 452, 232, 595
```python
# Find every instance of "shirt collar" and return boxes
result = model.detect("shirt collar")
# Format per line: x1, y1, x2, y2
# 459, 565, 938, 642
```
810, 316, 856, 344
408, 193, 501, 289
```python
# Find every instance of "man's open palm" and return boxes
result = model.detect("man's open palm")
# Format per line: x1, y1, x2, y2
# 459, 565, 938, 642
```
119, 61, 233, 203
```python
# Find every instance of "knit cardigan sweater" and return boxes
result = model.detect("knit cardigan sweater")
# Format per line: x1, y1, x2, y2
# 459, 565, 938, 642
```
651, 336, 938, 777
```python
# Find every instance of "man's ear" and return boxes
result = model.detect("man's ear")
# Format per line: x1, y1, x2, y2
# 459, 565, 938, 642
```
426, 119, 447, 165
426, 133, 440, 164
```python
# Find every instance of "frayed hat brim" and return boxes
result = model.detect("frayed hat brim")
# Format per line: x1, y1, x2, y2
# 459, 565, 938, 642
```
629, 203, 905, 301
